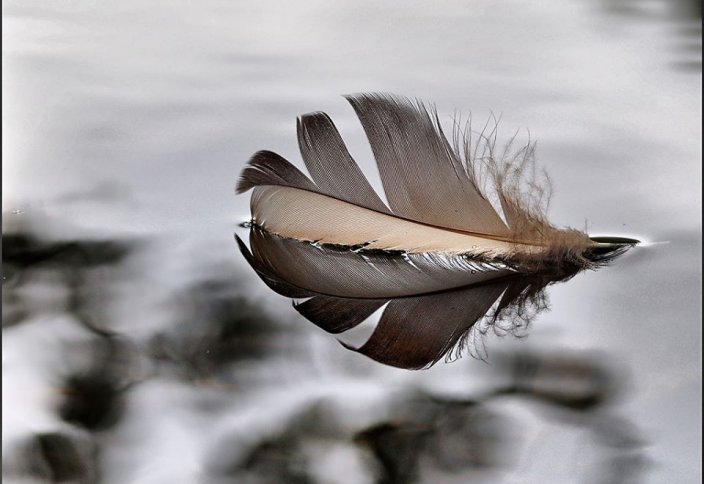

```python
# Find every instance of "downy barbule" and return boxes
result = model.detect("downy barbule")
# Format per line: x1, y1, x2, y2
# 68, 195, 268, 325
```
235, 93, 638, 370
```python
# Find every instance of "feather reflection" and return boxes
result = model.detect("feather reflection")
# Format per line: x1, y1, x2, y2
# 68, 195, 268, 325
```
238, 226, 635, 369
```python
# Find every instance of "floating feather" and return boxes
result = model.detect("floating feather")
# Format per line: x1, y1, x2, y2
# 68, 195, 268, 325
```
235, 93, 637, 369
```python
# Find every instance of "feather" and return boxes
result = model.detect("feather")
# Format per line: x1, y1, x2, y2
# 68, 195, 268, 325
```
237, 231, 578, 369
243, 222, 514, 299
235, 93, 638, 368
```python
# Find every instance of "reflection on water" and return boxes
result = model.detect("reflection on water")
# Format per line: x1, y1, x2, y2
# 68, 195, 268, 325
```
240, 226, 632, 369
8, 431, 97, 483
149, 277, 282, 382
592, 0, 702, 72
3, 220, 648, 483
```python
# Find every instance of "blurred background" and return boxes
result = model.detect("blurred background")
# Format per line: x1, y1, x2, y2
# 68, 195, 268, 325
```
2, 0, 701, 482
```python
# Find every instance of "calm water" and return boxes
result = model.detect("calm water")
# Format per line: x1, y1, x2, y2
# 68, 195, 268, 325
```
3, 1, 701, 483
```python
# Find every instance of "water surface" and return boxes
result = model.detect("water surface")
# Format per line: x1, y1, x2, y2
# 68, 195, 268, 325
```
3, 1, 701, 482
